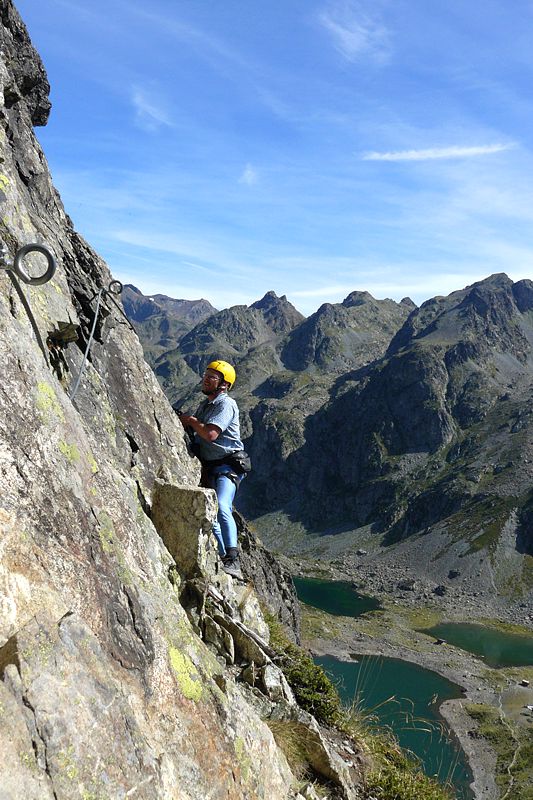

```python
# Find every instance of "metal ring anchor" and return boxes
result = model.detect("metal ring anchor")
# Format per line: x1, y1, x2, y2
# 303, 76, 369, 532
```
108, 279, 123, 295
0, 240, 58, 366
12, 243, 57, 285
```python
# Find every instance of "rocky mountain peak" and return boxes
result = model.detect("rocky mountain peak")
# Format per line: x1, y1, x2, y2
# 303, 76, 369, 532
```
280, 291, 412, 372
512, 278, 533, 312
0, 1, 51, 125
389, 273, 531, 358
150, 294, 216, 321
122, 284, 216, 324
251, 290, 305, 333
122, 284, 160, 322
251, 290, 284, 309
342, 290, 374, 307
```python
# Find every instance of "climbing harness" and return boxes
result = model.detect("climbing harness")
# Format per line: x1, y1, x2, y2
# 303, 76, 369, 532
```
69, 280, 136, 401
0, 241, 57, 364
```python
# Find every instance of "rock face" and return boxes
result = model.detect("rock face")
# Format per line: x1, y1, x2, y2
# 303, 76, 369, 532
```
1, 5, 363, 798
236, 512, 301, 643
0, 0, 50, 125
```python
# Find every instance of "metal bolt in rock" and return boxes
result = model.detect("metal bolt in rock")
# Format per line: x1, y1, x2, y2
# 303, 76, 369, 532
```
70, 279, 135, 401
0, 241, 57, 285
0, 240, 57, 366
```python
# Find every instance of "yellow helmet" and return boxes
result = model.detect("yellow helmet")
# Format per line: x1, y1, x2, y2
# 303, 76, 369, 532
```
206, 359, 236, 389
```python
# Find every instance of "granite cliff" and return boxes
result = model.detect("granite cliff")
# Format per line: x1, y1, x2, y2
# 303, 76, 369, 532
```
0, 4, 370, 799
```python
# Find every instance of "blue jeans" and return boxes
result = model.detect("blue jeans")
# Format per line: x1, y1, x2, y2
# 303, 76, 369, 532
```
208, 465, 243, 557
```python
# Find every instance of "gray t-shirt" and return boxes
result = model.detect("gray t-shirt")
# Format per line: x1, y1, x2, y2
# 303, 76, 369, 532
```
194, 393, 244, 461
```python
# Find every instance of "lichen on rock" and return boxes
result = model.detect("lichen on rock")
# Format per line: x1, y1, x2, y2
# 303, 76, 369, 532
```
168, 646, 203, 702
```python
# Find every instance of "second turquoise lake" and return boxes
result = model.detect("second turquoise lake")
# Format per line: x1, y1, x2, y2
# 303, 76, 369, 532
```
294, 575, 474, 798
420, 622, 533, 668
292, 576, 381, 617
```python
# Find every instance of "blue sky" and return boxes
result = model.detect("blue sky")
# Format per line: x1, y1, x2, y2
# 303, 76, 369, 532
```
16, 0, 533, 315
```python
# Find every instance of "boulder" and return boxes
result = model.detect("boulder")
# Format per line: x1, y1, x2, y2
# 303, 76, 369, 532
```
397, 578, 416, 591
261, 663, 296, 704
213, 613, 271, 666
268, 702, 363, 800
151, 480, 218, 579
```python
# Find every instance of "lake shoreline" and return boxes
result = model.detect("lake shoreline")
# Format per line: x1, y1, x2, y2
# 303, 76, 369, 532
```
307, 632, 501, 800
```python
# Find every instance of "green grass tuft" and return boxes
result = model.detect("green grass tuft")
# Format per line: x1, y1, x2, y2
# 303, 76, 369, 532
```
366, 760, 453, 800
267, 612, 343, 726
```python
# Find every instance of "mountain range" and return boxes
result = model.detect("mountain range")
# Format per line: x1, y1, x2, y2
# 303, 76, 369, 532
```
122, 284, 217, 363
126, 275, 533, 606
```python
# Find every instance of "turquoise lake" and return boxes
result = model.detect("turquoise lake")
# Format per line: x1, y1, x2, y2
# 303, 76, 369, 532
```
316, 654, 474, 800
292, 576, 381, 617
293, 577, 474, 798
421, 622, 533, 668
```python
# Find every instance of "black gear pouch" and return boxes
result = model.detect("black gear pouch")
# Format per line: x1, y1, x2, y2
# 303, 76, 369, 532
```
224, 450, 252, 474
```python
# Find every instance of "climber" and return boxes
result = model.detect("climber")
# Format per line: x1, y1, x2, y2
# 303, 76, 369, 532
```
176, 360, 248, 579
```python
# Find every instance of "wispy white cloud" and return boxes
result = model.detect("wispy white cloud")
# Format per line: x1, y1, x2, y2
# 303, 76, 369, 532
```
181, 260, 221, 274
317, 1, 391, 63
133, 6, 253, 72
361, 143, 515, 161
239, 164, 258, 186
131, 85, 174, 132
109, 227, 265, 280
